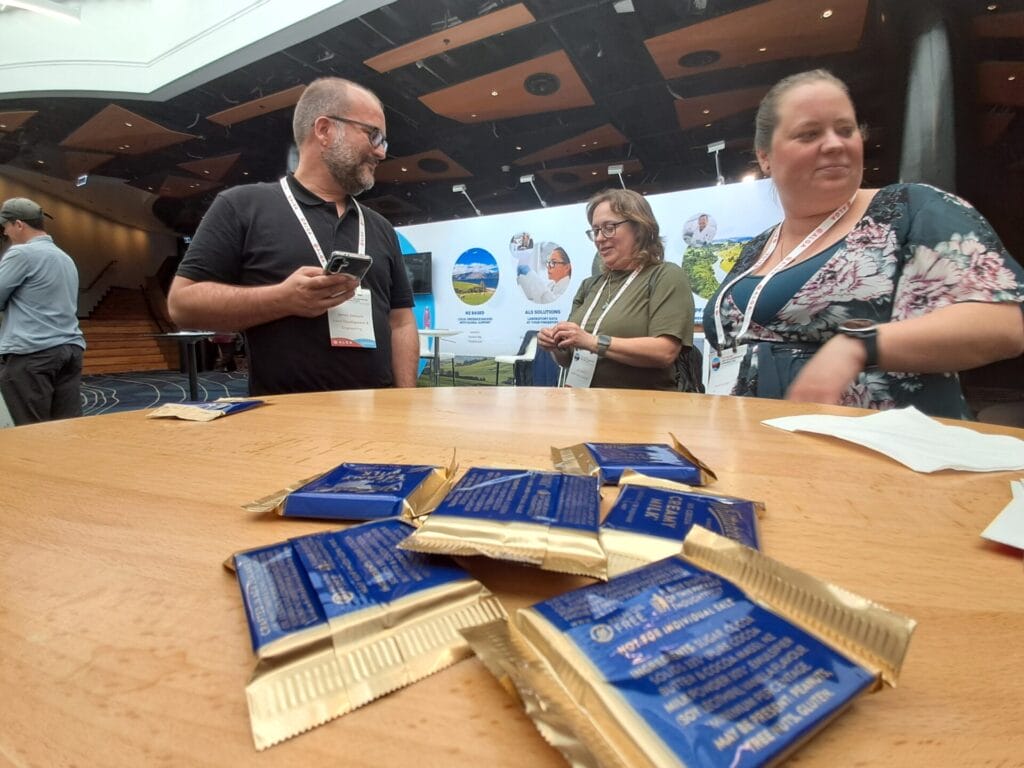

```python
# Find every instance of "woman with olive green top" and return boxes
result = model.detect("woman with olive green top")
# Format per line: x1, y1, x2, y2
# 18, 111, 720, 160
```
538, 189, 694, 390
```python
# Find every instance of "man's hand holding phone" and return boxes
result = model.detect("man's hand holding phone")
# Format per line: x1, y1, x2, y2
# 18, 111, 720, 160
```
325, 251, 373, 281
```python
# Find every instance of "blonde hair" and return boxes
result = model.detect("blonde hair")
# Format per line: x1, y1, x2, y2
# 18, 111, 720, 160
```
754, 69, 854, 154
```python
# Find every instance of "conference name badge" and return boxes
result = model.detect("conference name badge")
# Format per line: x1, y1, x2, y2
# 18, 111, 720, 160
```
328, 287, 377, 348
706, 343, 748, 396
564, 348, 598, 388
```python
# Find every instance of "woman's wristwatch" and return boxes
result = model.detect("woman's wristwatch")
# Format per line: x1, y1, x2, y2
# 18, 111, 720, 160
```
596, 334, 612, 357
836, 319, 880, 371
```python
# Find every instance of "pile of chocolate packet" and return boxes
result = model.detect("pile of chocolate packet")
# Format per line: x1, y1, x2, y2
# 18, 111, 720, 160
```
228, 435, 916, 766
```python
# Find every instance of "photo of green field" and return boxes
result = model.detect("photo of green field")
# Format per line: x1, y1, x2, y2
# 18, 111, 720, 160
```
451, 247, 499, 306
682, 239, 749, 299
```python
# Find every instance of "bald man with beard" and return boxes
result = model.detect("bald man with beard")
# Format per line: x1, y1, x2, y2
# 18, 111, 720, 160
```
168, 77, 418, 396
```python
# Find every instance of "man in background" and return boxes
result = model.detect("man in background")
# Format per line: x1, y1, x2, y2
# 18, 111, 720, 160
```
167, 77, 418, 395
0, 197, 86, 425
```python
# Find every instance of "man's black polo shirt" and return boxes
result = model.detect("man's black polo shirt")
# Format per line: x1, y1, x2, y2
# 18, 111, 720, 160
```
177, 175, 414, 395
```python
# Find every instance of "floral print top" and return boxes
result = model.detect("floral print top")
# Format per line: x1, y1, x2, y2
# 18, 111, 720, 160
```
703, 183, 1024, 418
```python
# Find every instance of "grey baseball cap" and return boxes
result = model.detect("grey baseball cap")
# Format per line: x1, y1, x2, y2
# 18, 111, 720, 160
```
0, 197, 50, 224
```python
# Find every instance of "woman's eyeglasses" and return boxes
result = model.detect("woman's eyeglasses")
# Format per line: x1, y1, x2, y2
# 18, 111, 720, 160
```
324, 115, 388, 152
585, 219, 628, 241
546, 259, 568, 267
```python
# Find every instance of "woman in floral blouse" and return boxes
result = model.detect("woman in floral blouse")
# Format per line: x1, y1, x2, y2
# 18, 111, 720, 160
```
703, 69, 1024, 418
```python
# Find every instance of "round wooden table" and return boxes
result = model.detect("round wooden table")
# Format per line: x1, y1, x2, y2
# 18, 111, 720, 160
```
1, 387, 1021, 766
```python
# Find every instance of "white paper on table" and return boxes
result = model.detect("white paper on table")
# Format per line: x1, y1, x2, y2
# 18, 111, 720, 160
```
762, 406, 1024, 473
980, 480, 1024, 550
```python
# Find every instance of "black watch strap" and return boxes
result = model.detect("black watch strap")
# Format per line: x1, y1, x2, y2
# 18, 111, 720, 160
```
837, 321, 879, 371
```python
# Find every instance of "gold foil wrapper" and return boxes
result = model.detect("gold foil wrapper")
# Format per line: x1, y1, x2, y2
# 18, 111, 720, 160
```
241, 452, 457, 524
400, 514, 608, 580
601, 471, 766, 578
680, 525, 915, 686
550, 433, 717, 485
248, 578, 507, 750
463, 526, 916, 768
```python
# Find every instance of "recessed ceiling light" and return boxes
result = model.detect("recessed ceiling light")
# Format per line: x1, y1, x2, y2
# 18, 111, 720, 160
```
705, 122, 712, 127
36, 159, 44, 164
987, 3, 998, 10
203, 170, 210, 175
124, 122, 133, 127
591, 170, 597, 175
872, 167, 880, 171
515, 145, 522, 150
1009, 75, 1017, 81
702, 108, 711, 115
147, 186, 153, 191
401, 166, 408, 172
242, 171, 249, 176
490, 90, 498, 96
591, 141, 598, 145
821, 9, 833, 19
758, 47, 767, 52
0, 124, 6, 129
581, 143, 587, 148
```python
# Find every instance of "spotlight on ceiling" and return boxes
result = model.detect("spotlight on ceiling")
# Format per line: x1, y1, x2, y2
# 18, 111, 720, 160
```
707, 140, 725, 185
519, 173, 547, 208
607, 164, 626, 189
452, 183, 481, 216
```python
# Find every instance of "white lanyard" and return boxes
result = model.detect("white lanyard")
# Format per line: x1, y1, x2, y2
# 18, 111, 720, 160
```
712, 193, 856, 347
279, 177, 365, 266
579, 267, 643, 335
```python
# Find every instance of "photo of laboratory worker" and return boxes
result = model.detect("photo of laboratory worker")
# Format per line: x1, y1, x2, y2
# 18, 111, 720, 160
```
682, 212, 717, 247
516, 242, 572, 304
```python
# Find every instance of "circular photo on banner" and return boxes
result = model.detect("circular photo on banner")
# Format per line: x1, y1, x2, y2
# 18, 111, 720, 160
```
682, 212, 717, 247
452, 247, 498, 306
514, 241, 571, 305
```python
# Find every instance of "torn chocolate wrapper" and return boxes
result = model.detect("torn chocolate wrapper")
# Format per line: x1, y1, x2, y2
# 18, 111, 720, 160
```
399, 467, 606, 580
552, 433, 716, 486
230, 518, 506, 750
146, 397, 264, 421
463, 526, 915, 768
601, 470, 764, 578
243, 453, 456, 523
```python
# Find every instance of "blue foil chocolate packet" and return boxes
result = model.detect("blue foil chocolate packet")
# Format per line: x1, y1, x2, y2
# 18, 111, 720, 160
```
602, 472, 764, 577
399, 467, 606, 579
553, 433, 716, 486
230, 518, 506, 750
146, 398, 264, 421
463, 526, 916, 768
244, 456, 456, 523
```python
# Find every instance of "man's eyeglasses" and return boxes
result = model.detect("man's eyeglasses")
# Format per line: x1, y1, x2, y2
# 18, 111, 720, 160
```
546, 259, 568, 267
324, 115, 388, 152
585, 219, 629, 241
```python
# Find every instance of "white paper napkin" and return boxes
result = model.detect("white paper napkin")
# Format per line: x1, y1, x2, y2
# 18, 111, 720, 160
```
980, 480, 1024, 550
762, 406, 1024, 473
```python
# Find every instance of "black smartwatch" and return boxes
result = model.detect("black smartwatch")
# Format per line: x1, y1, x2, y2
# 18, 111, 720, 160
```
836, 319, 880, 371
596, 334, 612, 357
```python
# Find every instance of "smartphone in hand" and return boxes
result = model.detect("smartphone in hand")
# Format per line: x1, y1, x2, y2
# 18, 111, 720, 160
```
324, 251, 373, 281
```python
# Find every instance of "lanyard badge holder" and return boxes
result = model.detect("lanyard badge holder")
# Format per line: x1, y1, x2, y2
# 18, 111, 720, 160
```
707, 194, 856, 396
564, 269, 641, 388
280, 178, 377, 348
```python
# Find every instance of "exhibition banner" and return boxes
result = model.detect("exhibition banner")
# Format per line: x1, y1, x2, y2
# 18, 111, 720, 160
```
397, 179, 782, 358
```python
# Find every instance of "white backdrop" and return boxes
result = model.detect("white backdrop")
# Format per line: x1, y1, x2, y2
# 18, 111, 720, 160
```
397, 179, 782, 357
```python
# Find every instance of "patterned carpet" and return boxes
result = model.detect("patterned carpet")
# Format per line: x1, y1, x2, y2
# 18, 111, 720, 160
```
80, 370, 250, 417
